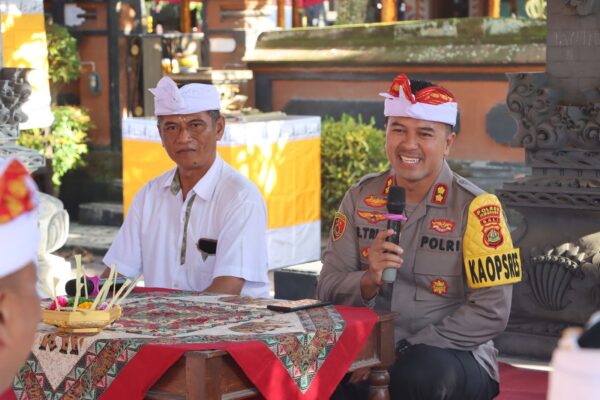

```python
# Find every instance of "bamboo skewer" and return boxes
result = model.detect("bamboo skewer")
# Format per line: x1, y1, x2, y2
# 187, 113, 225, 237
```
113, 276, 141, 308
51, 277, 61, 311
72, 257, 82, 311
107, 279, 132, 309
75, 254, 89, 300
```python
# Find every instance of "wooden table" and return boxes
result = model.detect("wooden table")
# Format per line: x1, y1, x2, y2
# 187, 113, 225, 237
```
146, 311, 397, 400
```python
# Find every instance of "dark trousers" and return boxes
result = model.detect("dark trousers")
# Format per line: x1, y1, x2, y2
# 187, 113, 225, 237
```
331, 344, 500, 400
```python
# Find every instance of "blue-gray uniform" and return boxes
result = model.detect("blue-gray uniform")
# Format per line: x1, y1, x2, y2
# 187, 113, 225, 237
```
317, 161, 514, 386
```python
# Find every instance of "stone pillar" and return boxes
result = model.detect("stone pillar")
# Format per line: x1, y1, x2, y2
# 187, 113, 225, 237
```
495, 0, 600, 360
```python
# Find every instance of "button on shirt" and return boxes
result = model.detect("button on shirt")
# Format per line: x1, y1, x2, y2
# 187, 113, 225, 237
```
104, 155, 270, 298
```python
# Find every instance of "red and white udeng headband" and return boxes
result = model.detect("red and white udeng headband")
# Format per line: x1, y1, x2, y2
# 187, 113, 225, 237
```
380, 90, 458, 127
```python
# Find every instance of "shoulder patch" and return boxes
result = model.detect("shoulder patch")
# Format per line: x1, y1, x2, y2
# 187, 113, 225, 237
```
331, 211, 347, 241
463, 194, 521, 289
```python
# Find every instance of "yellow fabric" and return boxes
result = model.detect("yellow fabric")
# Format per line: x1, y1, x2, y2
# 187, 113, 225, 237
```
1, 13, 48, 81
122, 137, 321, 230
463, 193, 522, 289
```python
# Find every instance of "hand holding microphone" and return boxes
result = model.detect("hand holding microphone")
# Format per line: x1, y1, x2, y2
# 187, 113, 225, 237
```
382, 186, 406, 283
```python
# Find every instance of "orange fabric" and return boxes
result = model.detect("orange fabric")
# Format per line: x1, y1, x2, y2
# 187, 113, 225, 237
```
387, 74, 416, 103
387, 73, 457, 105
0, 160, 35, 224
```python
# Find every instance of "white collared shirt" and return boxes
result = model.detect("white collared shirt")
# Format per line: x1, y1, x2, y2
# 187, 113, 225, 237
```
104, 154, 270, 297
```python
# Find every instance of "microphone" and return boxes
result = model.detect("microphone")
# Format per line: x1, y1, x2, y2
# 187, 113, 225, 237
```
382, 186, 406, 283
65, 276, 128, 297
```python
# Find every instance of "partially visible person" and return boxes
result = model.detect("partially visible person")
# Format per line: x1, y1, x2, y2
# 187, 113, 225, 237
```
0, 158, 41, 392
104, 77, 269, 297
304, 0, 326, 26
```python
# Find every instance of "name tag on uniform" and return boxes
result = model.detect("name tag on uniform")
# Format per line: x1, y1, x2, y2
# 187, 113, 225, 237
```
463, 194, 522, 289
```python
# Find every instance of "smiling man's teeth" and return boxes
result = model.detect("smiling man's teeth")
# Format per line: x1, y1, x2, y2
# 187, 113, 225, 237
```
401, 156, 419, 164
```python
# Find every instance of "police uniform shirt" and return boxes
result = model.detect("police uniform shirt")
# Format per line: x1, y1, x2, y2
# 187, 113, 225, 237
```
104, 154, 270, 298
317, 161, 513, 382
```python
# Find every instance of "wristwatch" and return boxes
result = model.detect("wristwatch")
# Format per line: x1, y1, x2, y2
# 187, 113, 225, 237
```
395, 339, 412, 357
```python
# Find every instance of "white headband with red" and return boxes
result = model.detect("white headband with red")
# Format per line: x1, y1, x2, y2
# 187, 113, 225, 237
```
379, 74, 458, 127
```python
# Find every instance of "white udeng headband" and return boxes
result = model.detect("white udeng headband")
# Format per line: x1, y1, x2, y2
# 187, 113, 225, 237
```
380, 91, 458, 127
0, 211, 39, 278
149, 76, 221, 116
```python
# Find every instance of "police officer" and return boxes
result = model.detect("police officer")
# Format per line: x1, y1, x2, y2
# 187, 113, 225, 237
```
318, 74, 520, 399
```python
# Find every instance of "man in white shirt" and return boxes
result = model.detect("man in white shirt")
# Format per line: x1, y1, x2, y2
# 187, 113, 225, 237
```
104, 77, 269, 297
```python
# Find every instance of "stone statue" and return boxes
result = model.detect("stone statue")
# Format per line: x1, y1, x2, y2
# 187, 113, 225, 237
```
495, 0, 600, 359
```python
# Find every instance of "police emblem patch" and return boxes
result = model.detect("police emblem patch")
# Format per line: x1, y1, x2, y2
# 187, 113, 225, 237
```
331, 211, 347, 241
431, 183, 448, 205
430, 279, 448, 296
473, 204, 503, 249
364, 195, 387, 208
430, 219, 455, 233
357, 210, 387, 224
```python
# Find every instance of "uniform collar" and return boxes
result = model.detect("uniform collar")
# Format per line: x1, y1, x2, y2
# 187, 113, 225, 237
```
424, 161, 453, 208
164, 154, 223, 201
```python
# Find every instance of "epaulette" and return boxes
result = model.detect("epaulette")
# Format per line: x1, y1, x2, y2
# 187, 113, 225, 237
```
356, 169, 390, 187
453, 173, 485, 198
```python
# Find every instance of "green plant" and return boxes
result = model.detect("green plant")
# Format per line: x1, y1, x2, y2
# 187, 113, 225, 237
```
45, 23, 81, 101
18, 106, 91, 188
321, 114, 388, 234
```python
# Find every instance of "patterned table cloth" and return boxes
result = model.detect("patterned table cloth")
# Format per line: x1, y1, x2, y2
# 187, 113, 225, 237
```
5, 289, 377, 400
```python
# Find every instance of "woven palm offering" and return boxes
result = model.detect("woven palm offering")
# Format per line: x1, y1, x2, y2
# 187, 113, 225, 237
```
42, 256, 139, 334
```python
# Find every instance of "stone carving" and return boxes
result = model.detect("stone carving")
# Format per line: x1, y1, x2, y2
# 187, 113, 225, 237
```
526, 149, 600, 168
564, 0, 597, 15
511, 237, 600, 322
527, 248, 585, 311
498, 186, 600, 210
0, 68, 32, 141
506, 72, 564, 150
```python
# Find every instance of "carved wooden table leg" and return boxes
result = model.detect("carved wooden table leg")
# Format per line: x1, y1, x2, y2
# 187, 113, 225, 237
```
368, 367, 390, 400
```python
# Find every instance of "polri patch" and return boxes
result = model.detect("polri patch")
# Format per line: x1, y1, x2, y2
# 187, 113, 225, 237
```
473, 204, 503, 249
364, 195, 387, 208
430, 279, 448, 296
331, 211, 347, 241
431, 183, 448, 205
357, 210, 387, 225
463, 194, 522, 289
430, 219, 455, 233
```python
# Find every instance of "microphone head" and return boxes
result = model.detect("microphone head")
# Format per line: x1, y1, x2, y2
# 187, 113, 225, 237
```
387, 186, 406, 215
65, 276, 101, 297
